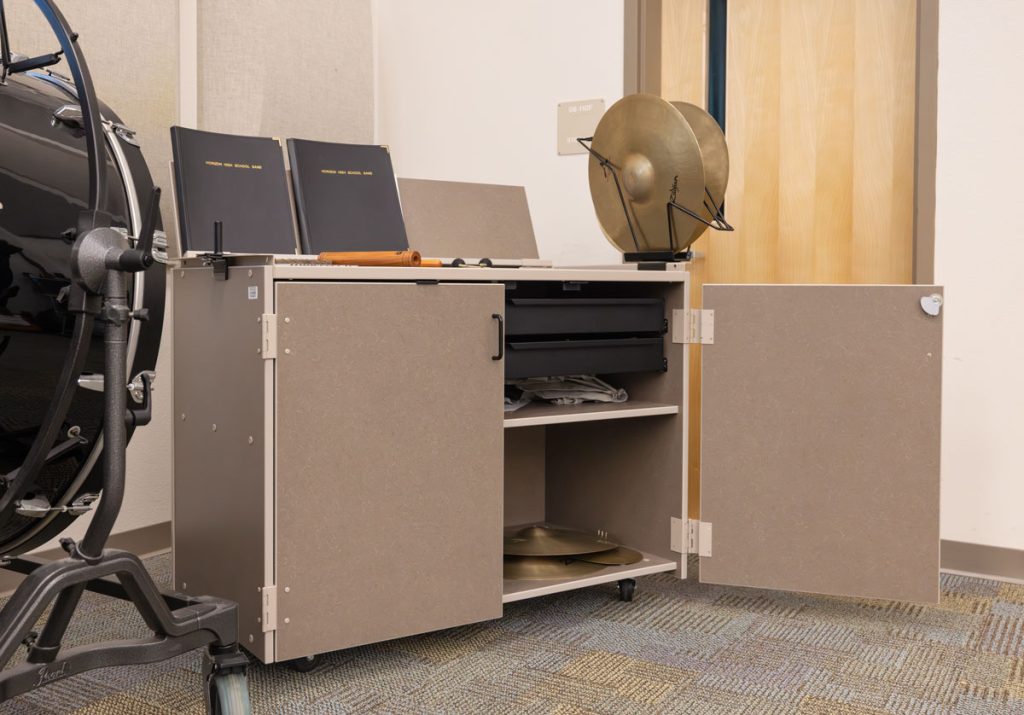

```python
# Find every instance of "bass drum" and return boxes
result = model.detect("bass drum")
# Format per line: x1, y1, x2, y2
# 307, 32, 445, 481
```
0, 68, 165, 556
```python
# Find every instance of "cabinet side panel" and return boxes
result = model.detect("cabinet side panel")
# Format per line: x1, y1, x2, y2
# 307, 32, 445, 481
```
173, 267, 269, 660
700, 285, 942, 603
274, 282, 504, 660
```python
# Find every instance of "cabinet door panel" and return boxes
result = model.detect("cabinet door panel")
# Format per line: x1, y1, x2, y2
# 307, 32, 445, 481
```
700, 285, 942, 603
275, 282, 504, 660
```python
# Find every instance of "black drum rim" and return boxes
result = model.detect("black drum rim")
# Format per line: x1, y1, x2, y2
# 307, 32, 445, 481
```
0, 1, 163, 556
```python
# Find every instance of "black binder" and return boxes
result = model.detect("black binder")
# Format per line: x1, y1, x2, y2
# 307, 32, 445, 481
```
287, 139, 409, 254
170, 126, 297, 254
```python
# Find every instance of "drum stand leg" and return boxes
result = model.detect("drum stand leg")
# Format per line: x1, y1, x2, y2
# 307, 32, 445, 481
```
0, 233, 251, 712
0, 550, 245, 706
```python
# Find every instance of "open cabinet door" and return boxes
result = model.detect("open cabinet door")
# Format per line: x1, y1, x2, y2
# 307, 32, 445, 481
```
699, 285, 943, 603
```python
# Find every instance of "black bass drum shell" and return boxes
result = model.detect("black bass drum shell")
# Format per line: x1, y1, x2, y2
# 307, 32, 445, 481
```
0, 70, 165, 556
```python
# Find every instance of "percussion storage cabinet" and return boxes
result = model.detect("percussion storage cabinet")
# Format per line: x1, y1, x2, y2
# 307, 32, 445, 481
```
172, 256, 944, 664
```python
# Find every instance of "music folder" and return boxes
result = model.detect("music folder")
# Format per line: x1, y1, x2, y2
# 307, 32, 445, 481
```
170, 126, 297, 254
287, 139, 409, 254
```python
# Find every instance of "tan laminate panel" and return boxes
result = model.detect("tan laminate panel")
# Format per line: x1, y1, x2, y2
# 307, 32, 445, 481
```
504, 427, 546, 526
545, 282, 688, 571
274, 282, 504, 659
700, 285, 942, 603
398, 178, 539, 260
172, 267, 269, 661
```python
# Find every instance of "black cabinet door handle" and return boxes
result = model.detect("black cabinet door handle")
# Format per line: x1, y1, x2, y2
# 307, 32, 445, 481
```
492, 314, 504, 361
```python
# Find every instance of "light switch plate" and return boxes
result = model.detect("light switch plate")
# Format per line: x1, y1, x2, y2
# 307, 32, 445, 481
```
557, 99, 605, 155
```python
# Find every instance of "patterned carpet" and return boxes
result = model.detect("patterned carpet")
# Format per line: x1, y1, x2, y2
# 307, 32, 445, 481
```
4, 553, 1024, 714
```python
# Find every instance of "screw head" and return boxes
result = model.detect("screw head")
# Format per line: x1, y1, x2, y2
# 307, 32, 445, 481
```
182, 582, 187, 590
211, 424, 217, 432
284, 317, 291, 323
180, 413, 186, 421
249, 634, 254, 643
248, 436, 255, 444
284, 617, 290, 624
284, 586, 290, 593
284, 348, 291, 355
248, 269, 253, 277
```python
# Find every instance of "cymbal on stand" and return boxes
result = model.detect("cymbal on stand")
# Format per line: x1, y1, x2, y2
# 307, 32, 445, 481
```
670, 102, 730, 247
588, 94, 705, 255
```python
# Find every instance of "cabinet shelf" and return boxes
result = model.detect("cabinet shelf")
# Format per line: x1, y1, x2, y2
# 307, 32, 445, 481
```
502, 549, 677, 603
503, 400, 679, 428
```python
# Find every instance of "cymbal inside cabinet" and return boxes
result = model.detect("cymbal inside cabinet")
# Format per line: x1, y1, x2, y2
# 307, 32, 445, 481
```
503, 556, 605, 580
576, 546, 644, 566
503, 525, 618, 557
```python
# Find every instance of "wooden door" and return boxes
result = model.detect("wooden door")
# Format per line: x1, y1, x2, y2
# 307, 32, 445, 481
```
699, 285, 942, 603
274, 281, 504, 661
657, 0, 919, 516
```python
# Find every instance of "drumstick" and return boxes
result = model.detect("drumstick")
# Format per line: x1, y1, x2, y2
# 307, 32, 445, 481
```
318, 250, 421, 267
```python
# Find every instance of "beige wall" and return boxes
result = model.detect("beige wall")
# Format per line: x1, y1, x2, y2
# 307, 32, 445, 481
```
196, 0, 373, 141
935, 0, 1024, 551
374, 0, 625, 266
5, 0, 373, 548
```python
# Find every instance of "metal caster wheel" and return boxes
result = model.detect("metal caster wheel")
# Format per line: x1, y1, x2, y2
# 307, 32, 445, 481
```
288, 654, 321, 673
209, 672, 253, 715
618, 578, 636, 602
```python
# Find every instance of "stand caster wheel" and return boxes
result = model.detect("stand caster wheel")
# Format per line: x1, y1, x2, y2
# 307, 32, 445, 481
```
618, 578, 636, 602
203, 645, 251, 715
209, 672, 252, 715
288, 654, 321, 673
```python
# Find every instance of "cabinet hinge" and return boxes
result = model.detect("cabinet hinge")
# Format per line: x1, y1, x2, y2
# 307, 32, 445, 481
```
688, 519, 713, 557
670, 517, 685, 553
671, 517, 713, 556
672, 309, 715, 345
260, 314, 277, 360
260, 585, 277, 632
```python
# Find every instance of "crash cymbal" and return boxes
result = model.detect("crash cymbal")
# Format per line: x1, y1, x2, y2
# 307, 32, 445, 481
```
503, 556, 606, 581
588, 94, 705, 255
576, 546, 644, 566
503, 525, 618, 557
671, 102, 730, 246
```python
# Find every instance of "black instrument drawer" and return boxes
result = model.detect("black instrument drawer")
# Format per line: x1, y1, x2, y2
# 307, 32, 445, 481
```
505, 337, 665, 380
505, 298, 665, 337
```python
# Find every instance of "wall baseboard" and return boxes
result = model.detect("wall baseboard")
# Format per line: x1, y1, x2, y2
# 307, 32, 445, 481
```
0, 522, 171, 597
942, 539, 1024, 584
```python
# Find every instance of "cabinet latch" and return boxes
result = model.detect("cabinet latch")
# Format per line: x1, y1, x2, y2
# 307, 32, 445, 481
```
260, 585, 277, 632
672, 309, 715, 344
260, 314, 277, 360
